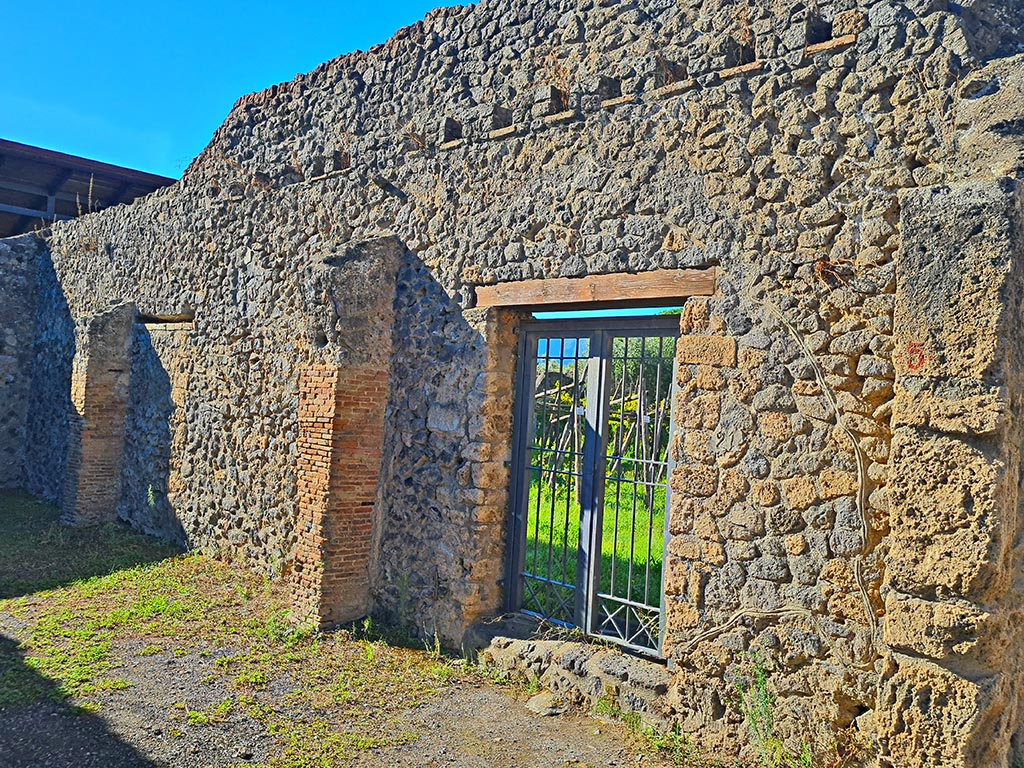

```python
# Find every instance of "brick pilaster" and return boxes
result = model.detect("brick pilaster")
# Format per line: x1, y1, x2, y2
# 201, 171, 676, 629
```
61, 303, 135, 526
292, 363, 391, 627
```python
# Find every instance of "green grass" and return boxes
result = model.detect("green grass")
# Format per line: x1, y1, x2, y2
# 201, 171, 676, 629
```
0, 490, 470, 767
187, 697, 234, 725
523, 474, 666, 618
524, 344, 671, 633
732, 656, 814, 768
0, 490, 181, 598
595, 696, 706, 767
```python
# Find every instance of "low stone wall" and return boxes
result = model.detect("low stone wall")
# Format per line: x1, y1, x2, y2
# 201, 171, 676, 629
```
480, 635, 675, 727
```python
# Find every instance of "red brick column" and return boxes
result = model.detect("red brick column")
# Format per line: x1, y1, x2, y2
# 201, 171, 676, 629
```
61, 303, 135, 526
292, 363, 390, 627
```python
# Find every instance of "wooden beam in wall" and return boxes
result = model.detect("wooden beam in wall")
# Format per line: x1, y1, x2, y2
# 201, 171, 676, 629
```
475, 267, 716, 309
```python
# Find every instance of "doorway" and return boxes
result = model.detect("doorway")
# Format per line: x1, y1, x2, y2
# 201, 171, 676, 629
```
506, 316, 679, 656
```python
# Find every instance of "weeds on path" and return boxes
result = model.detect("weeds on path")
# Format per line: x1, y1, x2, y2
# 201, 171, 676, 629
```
0, 491, 466, 767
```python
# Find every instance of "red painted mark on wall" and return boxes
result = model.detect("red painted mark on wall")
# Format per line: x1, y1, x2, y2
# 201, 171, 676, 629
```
906, 342, 926, 371
905, 342, 939, 372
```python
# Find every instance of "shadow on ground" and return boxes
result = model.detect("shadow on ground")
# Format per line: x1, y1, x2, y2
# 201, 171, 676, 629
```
0, 635, 157, 768
0, 490, 181, 598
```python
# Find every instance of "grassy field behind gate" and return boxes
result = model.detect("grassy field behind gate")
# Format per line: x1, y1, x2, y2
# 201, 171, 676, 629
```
523, 475, 666, 628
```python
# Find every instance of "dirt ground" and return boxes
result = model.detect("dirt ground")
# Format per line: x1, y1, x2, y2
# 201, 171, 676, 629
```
0, 491, 681, 768
0, 638, 672, 768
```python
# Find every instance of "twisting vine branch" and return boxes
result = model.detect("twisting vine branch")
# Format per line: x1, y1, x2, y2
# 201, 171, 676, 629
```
681, 293, 879, 662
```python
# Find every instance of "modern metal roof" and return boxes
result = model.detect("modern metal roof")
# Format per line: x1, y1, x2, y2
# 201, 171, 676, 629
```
0, 139, 177, 239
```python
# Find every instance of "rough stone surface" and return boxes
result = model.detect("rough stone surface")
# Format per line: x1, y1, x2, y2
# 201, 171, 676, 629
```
480, 636, 674, 728
0, 236, 40, 490
1, 1, 1023, 766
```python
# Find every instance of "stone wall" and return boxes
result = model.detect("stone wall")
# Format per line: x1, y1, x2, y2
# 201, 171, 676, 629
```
117, 320, 192, 542
372, 293, 521, 642
21, 240, 76, 506
0, 235, 40, 490
3, 0, 1024, 765
879, 180, 1024, 767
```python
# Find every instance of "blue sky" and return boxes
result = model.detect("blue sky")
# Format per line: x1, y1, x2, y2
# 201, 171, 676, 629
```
1, 1, 445, 179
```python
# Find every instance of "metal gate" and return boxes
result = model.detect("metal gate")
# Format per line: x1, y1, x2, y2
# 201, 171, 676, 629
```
507, 317, 678, 656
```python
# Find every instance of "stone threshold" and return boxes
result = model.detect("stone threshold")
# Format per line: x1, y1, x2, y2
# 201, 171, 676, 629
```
466, 614, 674, 730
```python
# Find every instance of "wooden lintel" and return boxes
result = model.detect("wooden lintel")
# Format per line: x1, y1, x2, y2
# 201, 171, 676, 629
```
719, 60, 763, 80
650, 78, 696, 100
488, 125, 518, 140
543, 110, 579, 125
475, 267, 716, 309
805, 34, 857, 57
601, 94, 636, 109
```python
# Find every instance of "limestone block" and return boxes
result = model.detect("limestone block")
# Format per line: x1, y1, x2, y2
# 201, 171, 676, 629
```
883, 594, 991, 661
679, 301, 710, 334
673, 464, 719, 498
692, 508, 722, 542
868, 486, 889, 514
676, 336, 737, 367
781, 476, 819, 511
819, 469, 858, 500
727, 373, 760, 405
827, 591, 869, 624
710, 469, 749, 512
665, 598, 702, 631
894, 181, 1020, 382
784, 534, 807, 555
758, 411, 792, 442
667, 536, 703, 561
681, 392, 722, 429
887, 428, 1013, 602
790, 380, 823, 399
667, 535, 726, 566
738, 347, 766, 371
878, 657, 1012, 768
470, 461, 507, 490
751, 480, 780, 507
841, 413, 886, 437
695, 365, 726, 390
833, 9, 867, 36
862, 376, 894, 401
861, 437, 890, 463
892, 378, 1007, 437
683, 431, 713, 464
